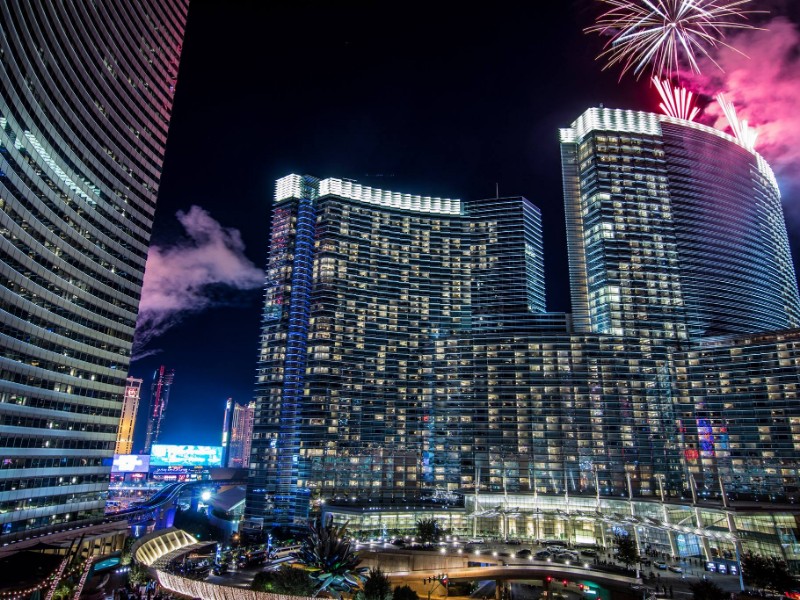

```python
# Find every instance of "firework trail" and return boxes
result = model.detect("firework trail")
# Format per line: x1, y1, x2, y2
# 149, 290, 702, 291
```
652, 77, 700, 120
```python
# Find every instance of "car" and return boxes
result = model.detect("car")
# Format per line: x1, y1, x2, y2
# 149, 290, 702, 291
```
580, 549, 598, 557
515, 549, 532, 558
557, 551, 579, 561
668, 565, 683, 573
535, 549, 552, 559
211, 563, 228, 576
655, 562, 668, 570
506, 539, 522, 545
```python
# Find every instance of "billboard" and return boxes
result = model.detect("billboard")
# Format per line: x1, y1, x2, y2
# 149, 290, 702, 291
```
149, 444, 223, 467
111, 454, 150, 473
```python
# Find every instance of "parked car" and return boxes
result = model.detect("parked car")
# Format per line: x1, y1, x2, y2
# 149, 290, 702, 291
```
516, 549, 533, 558
655, 562, 668, 570
535, 549, 552, 559
668, 565, 683, 573
580, 549, 598, 557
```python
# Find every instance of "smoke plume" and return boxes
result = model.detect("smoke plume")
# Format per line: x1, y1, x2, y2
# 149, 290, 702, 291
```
132, 206, 264, 360
686, 17, 800, 200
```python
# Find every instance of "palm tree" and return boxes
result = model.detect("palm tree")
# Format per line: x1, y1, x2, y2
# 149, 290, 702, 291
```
362, 567, 392, 600
415, 518, 441, 546
295, 517, 368, 598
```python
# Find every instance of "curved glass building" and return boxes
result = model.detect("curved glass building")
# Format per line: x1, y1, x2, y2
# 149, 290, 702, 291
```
248, 110, 800, 565
560, 108, 800, 340
0, 1, 187, 540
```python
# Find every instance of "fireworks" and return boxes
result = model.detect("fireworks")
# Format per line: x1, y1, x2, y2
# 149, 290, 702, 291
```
652, 77, 700, 121
716, 93, 757, 149
586, 0, 762, 79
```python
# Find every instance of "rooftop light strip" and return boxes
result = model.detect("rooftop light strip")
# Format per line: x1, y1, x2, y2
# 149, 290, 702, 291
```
275, 174, 305, 201
566, 108, 779, 197
319, 177, 461, 215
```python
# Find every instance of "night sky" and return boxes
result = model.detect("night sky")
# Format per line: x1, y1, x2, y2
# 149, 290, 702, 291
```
129, 1, 800, 450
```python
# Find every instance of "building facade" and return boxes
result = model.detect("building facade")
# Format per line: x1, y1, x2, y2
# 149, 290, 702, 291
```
0, 1, 187, 539
221, 398, 233, 467
143, 366, 175, 454
115, 377, 143, 455
560, 108, 800, 340
228, 401, 255, 469
246, 109, 800, 563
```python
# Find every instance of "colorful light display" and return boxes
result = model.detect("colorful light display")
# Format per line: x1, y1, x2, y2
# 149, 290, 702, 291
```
149, 445, 223, 467
111, 454, 151, 473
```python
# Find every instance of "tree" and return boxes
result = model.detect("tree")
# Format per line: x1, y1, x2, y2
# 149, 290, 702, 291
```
362, 568, 392, 600
689, 579, 726, 600
393, 585, 420, 600
742, 553, 794, 594
415, 518, 441, 546
51, 581, 76, 600
252, 565, 317, 595
294, 517, 368, 598
614, 533, 639, 570
120, 535, 135, 566
128, 561, 153, 586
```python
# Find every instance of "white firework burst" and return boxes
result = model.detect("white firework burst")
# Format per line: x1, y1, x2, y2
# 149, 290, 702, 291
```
716, 93, 757, 149
652, 77, 700, 121
586, 0, 763, 79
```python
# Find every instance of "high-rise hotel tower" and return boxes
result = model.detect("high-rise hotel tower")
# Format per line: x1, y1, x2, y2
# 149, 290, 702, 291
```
560, 108, 800, 340
248, 108, 800, 562
0, 2, 187, 540
247, 176, 544, 526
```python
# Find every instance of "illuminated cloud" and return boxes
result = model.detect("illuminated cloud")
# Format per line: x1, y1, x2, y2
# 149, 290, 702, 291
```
684, 18, 800, 198
132, 206, 264, 360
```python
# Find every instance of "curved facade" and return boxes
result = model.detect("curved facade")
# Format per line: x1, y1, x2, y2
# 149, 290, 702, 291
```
0, 1, 187, 539
560, 108, 800, 340
661, 121, 800, 337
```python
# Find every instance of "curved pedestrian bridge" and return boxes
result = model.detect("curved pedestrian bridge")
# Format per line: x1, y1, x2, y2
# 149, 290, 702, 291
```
132, 527, 211, 567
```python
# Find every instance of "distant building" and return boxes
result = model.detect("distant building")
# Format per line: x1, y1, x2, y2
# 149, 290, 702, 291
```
115, 378, 144, 455
221, 398, 234, 466
0, 1, 187, 540
228, 402, 255, 469
143, 366, 175, 454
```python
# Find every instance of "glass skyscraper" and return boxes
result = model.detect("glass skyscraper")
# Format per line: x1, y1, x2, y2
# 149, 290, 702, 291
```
246, 108, 800, 563
560, 108, 800, 340
0, 1, 187, 540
